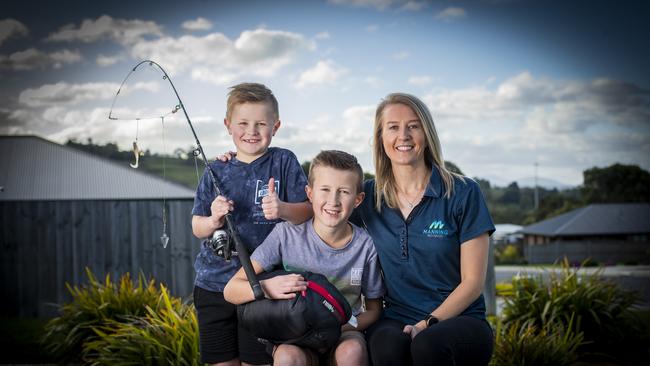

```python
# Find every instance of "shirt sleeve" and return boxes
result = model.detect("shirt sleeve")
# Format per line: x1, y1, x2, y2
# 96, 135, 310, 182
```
250, 223, 285, 271
192, 166, 215, 216
281, 151, 308, 203
457, 179, 496, 244
361, 237, 386, 299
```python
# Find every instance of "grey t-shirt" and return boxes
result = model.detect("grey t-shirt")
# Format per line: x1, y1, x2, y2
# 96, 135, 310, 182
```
251, 220, 385, 316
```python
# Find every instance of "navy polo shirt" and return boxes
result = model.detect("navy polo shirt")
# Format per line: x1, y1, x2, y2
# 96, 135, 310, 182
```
352, 168, 495, 324
192, 147, 308, 292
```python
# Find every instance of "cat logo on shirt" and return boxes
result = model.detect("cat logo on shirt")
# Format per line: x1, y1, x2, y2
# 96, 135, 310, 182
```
255, 179, 280, 204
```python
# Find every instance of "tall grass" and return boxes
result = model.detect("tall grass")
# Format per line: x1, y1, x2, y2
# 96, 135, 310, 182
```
500, 258, 641, 356
42, 268, 167, 362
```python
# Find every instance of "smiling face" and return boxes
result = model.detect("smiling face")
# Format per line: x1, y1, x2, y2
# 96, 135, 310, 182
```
306, 165, 364, 233
380, 103, 428, 168
224, 102, 280, 163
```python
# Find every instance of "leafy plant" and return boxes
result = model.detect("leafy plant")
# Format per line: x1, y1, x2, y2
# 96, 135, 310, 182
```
490, 316, 584, 366
500, 258, 641, 356
42, 268, 164, 362
84, 285, 199, 366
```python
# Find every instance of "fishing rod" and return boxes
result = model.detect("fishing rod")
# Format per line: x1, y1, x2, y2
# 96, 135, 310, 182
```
110, 60, 264, 300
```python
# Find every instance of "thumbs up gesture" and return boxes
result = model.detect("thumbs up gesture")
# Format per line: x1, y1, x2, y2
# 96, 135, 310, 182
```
262, 177, 283, 220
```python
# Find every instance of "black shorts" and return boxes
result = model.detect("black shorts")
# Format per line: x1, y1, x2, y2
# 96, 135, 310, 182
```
194, 286, 272, 365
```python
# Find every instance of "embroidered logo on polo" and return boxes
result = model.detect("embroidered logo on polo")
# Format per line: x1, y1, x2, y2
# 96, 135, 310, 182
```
423, 220, 449, 237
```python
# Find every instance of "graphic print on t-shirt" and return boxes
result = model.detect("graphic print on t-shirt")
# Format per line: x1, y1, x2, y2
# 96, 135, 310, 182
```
255, 179, 281, 204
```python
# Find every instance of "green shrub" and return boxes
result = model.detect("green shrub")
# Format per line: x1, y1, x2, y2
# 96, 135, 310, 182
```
84, 285, 199, 366
42, 268, 164, 362
500, 258, 641, 356
495, 244, 525, 265
490, 316, 584, 366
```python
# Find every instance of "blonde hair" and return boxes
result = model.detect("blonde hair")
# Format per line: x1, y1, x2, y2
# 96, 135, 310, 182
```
308, 150, 363, 194
373, 93, 462, 211
226, 82, 279, 120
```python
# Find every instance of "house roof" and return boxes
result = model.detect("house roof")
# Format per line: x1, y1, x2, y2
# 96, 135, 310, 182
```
521, 203, 650, 237
0, 135, 196, 201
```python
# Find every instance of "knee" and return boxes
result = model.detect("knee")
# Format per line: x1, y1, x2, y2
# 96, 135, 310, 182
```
273, 344, 308, 366
334, 339, 367, 366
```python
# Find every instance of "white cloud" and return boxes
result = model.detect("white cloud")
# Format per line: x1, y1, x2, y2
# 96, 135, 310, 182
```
96, 54, 124, 66
294, 59, 348, 89
130, 28, 313, 81
47, 15, 164, 45
0, 18, 29, 46
0, 48, 82, 70
314, 31, 330, 40
392, 51, 410, 60
399, 1, 427, 11
328, 0, 395, 10
364, 76, 383, 88
435, 7, 467, 22
19, 81, 159, 107
366, 25, 379, 32
408, 75, 432, 86
182, 17, 213, 31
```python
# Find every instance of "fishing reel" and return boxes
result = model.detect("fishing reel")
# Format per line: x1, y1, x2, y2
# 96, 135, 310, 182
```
205, 229, 238, 260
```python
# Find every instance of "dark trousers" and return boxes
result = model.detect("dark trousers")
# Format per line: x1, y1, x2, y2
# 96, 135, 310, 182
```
366, 316, 493, 366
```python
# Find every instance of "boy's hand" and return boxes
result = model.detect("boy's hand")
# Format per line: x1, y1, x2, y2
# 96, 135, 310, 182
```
210, 195, 234, 229
262, 177, 284, 220
215, 151, 236, 162
260, 274, 307, 299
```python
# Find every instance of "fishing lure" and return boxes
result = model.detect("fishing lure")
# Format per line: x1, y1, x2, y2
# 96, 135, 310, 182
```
130, 141, 144, 168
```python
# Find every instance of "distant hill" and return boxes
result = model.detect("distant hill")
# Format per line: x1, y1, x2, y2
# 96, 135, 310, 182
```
515, 176, 573, 190
482, 175, 574, 190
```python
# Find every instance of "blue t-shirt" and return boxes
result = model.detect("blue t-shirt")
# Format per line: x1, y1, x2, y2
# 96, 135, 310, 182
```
192, 147, 308, 292
352, 167, 495, 324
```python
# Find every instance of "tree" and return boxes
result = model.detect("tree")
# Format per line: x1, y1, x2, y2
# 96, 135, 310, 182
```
444, 160, 463, 175
582, 164, 650, 203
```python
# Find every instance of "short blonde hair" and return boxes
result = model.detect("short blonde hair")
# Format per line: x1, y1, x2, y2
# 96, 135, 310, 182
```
226, 83, 279, 120
308, 150, 364, 194
373, 93, 462, 211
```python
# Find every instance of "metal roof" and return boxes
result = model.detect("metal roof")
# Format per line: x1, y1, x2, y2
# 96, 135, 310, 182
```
521, 203, 650, 237
0, 135, 196, 201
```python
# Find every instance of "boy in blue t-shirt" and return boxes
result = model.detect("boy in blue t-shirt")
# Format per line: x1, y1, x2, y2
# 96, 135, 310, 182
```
224, 150, 385, 366
192, 83, 312, 366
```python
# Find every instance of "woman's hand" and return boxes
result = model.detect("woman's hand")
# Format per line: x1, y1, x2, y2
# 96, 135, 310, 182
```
260, 274, 307, 299
403, 321, 427, 339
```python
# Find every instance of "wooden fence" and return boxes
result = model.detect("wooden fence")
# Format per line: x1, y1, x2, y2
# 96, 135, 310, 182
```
0, 199, 201, 317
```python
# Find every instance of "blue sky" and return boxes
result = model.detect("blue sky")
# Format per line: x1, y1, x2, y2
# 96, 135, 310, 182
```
2, 0, 649, 186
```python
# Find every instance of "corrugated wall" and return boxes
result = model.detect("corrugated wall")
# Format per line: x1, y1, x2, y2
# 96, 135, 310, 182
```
0, 199, 201, 318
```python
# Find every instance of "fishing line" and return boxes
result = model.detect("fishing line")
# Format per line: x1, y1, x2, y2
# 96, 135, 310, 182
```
160, 115, 169, 249
109, 60, 263, 299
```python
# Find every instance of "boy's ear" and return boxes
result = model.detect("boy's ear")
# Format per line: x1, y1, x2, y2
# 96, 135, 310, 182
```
305, 184, 313, 201
272, 120, 281, 136
354, 191, 365, 208
224, 118, 232, 134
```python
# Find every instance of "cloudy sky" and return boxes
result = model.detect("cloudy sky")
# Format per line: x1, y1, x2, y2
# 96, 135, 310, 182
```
2, 0, 649, 187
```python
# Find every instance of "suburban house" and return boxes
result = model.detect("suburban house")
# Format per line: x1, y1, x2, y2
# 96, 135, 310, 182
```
520, 203, 650, 264
0, 135, 201, 317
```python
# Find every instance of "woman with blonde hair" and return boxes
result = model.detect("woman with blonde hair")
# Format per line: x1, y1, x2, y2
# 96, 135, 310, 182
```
352, 93, 495, 365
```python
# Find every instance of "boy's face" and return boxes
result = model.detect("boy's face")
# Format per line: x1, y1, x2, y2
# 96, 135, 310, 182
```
224, 102, 280, 163
306, 166, 364, 232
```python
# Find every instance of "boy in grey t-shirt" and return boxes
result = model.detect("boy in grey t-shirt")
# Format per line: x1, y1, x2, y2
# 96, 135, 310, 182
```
225, 150, 385, 366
